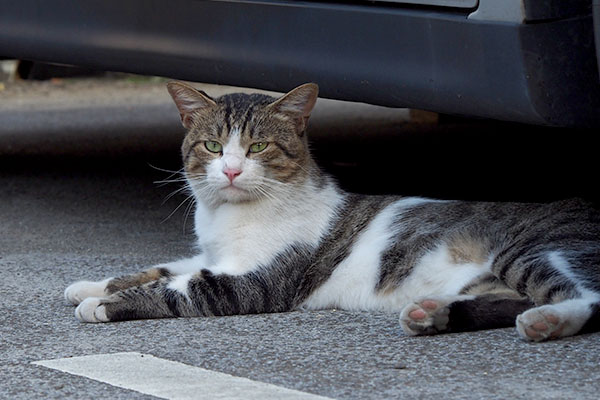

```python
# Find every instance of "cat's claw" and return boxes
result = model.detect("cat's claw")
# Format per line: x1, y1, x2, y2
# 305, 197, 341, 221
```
400, 298, 451, 336
516, 306, 564, 341
64, 278, 112, 305
75, 297, 109, 323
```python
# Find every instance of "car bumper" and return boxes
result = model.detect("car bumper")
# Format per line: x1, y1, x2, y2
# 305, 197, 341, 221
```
1, 0, 599, 127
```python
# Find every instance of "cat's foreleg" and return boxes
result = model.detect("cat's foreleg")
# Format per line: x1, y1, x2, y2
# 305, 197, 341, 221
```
74, 268, 295, 323
75, 278, 195, 322
64, 254, 208, 305
64, 278, 114, 306
400, 294, 534, 336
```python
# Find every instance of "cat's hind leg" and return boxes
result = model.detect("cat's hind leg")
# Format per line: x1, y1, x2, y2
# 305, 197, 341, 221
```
493, 248, 600, 341
516, 298, 600, 341
400, 296, 463, 336
400, 294, 533, 336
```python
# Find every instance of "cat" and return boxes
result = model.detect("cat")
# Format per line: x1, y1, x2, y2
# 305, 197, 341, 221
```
64, 81, 600, 342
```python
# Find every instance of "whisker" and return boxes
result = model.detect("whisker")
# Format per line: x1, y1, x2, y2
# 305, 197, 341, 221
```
155, 179, 190, 188
162, 194, 194, 224
288, 160, 312, 176
162, 185, 191, 205
258, 176, 288, 186
254, 184, 283, 203
150, 165, 186, 185
182, 196, 197, 233
148, 164, 185, 175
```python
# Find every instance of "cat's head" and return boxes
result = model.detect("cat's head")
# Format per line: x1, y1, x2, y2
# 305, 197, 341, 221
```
167, 82, 319, 205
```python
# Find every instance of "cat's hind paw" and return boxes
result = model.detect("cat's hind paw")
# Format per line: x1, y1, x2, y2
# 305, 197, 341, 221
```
515, 299, 596, 342
75, 297, 109, 323
400, 298, 452, 336
516, 305, 565, 342
64, 278, 112, 305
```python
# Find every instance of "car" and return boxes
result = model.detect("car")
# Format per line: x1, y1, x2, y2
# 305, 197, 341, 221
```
1, 0, 599, 127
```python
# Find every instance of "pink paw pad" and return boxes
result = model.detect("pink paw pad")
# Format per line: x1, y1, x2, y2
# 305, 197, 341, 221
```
420, 300, 439, 310
408, 300, 438, 320
400, 298, 450, 336
518, 310, 564, 341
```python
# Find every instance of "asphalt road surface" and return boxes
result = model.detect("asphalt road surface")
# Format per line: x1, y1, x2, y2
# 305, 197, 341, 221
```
1, 77, 599, 399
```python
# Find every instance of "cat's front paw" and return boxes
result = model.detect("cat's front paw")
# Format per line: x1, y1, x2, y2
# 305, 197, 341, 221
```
400, 298, 451, 336
64, 278, 112, 305
75, 297, 109, 323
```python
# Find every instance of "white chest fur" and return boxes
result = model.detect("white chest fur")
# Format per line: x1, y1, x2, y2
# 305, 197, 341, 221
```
194, 180, 343, 275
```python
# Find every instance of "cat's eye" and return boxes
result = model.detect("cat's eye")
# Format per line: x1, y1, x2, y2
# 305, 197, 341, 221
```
204, 141, 223, 153
249, 142, 268, 153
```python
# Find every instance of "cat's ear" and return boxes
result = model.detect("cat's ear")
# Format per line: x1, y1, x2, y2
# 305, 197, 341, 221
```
167, 81, 217, 129
267, 83, 319, 134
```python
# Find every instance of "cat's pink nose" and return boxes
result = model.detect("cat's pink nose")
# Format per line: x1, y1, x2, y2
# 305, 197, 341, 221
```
223, 168, 242, 182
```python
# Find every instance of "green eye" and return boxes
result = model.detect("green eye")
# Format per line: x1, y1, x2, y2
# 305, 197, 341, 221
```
249, 142, 268, 153
204, 141, 222, 153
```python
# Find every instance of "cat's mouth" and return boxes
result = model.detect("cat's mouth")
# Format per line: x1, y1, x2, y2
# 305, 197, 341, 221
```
221, 183, 246, 192
218, 183, 254, 202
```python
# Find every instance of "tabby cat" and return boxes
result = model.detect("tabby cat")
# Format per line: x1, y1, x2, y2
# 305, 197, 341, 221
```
65, 82, 600, 341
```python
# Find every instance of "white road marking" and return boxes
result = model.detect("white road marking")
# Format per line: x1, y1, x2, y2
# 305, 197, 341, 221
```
32, 352, 333, 400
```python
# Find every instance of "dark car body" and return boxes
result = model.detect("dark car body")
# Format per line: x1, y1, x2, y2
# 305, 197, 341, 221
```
1, 0, 600, 127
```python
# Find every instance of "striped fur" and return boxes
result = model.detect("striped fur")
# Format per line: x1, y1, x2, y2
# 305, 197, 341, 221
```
65, 82, 600, 342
